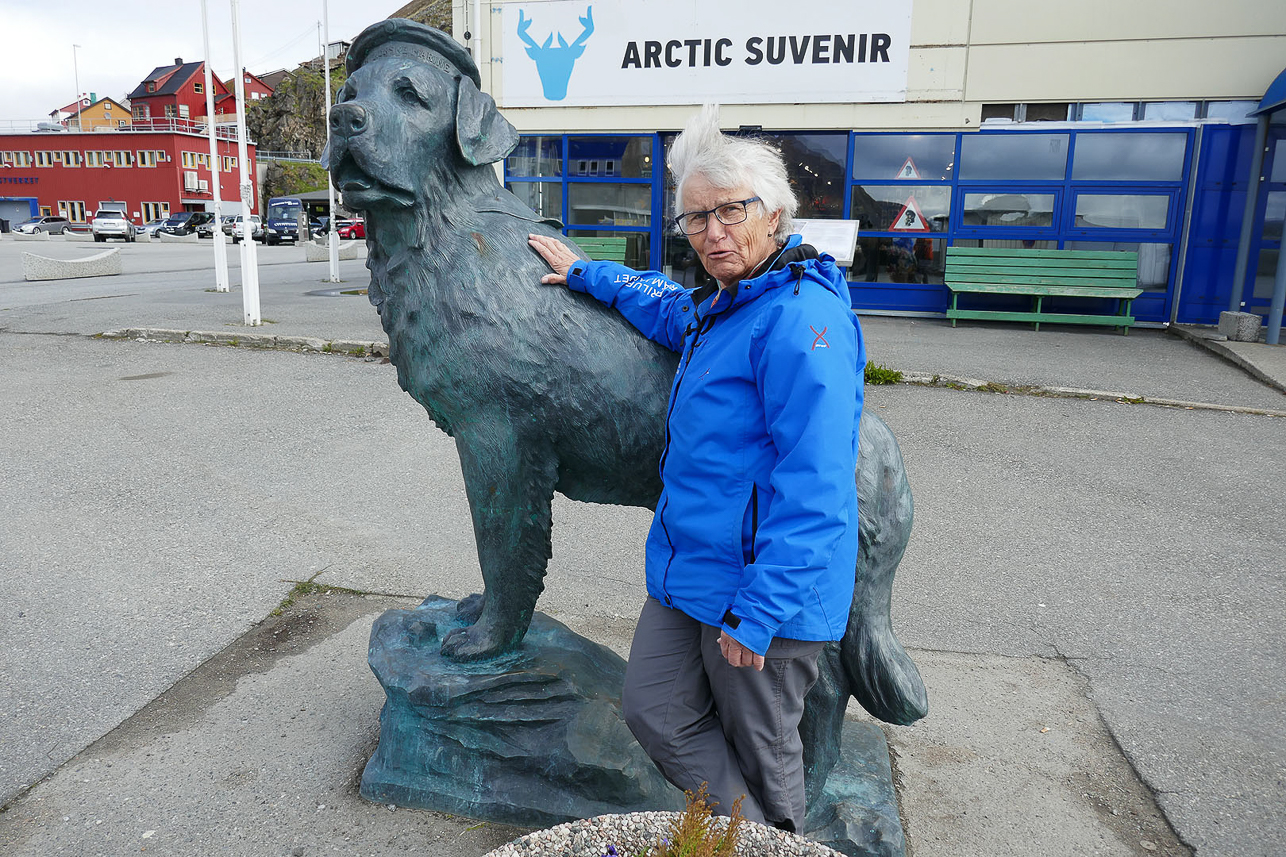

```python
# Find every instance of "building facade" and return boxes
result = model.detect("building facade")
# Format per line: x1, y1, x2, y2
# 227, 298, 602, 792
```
0, 126, 256, 227
128, 59, 232, 125
452, 0, 1286, 326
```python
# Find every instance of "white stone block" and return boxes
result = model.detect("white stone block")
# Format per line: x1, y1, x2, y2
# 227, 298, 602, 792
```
22, 249, 122, 281
304, 240, 363, 262
157, 231, 199, 244
1218, 311, 1262, 342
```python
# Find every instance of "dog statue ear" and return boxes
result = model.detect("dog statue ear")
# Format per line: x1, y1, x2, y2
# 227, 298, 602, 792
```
455, 76, 519, 166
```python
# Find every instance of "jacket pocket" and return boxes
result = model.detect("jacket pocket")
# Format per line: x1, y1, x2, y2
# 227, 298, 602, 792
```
739, 484, 760, 567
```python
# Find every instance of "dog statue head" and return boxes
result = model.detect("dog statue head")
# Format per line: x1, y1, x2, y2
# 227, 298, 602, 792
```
325, 20, 519, 227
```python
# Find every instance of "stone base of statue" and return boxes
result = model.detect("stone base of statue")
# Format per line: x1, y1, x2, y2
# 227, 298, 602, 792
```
362, 596, 905, 857
360, 596, 684, 826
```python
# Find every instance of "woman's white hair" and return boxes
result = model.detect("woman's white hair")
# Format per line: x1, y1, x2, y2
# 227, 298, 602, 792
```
668, 104, 797, 244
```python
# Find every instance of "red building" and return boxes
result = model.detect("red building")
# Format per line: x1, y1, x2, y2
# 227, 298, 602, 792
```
214, 69, 275, 123
128, 58, 232, 125
0, 126, 256, 228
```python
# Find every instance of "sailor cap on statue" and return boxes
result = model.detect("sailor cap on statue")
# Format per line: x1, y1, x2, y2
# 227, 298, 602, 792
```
346, 18, 481, 87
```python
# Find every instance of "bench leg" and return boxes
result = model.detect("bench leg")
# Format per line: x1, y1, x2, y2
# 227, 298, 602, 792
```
950, 292, 958, 328
1120, 298, 1133, 335
1033, 295, 1042, 332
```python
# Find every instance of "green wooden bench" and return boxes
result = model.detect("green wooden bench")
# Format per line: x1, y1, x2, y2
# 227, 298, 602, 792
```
944, 247, 1142, 335
574, 235, 629, 264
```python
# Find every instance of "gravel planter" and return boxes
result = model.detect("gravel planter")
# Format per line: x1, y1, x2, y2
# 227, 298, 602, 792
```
483, 812, 845, 857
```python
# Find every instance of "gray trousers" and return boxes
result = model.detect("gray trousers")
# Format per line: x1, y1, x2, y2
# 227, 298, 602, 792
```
622, 597, 823, 831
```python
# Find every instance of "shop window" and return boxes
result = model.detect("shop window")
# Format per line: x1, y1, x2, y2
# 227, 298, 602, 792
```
853, 134, 954, 181
850, 185, 950, 233
1263, 191, 1285, 243
568, 229, 651, 271
1078, 102, 1137, 122
1073, 194, 1170, 230
753, 132, 847, 217
1025, 103, 1071, 122
981, 103, 1018, 122
568, 137, 652, 178
568, 183, 651, 227
1271, 141, 1286, 183
507, 136, 562, 177
1064, 241, 1173, 291
1143, 102, 1197, 121
847, 237, 946, 286
959, 134, 1068, 181
508, 182, 562, 222
962, 192, 1055, 228
1072, 132, 1187, 182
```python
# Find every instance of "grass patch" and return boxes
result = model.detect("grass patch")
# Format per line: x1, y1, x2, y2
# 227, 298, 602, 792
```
272, 580, 370, 616
864, 363, 904, 385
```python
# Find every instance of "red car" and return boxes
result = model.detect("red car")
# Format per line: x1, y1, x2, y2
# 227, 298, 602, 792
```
336, 219, 365, 239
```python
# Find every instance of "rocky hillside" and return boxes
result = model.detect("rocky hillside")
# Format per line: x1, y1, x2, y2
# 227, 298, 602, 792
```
248, 0, 452, 188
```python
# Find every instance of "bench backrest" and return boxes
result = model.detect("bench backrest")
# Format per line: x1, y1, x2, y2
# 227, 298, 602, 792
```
945, 247, 1139, 289
574, 235, 630, 264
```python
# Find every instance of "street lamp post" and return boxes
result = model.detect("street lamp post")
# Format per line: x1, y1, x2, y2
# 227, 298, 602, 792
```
71, 44, 82, 131
201, 0, 230, 293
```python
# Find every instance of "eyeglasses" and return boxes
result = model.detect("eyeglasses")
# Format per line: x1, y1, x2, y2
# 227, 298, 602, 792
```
674, 196, 762, 236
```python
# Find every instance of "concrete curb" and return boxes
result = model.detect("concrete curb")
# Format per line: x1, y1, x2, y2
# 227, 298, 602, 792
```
896, 371, 1286, 417
99, 326, 390, 358
1167, 325, 1286, 396
100, 327, 1284, 417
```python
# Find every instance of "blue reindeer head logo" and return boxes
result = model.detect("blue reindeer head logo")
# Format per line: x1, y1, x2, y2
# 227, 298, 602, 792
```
517, 6, 594, 101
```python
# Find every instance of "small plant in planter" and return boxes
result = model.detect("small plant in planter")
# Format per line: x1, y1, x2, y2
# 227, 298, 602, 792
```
649, 784, 744, 857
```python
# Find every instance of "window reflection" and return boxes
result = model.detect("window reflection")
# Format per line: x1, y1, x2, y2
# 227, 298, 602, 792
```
848, 237, 945, 285
850, 186, 950, 233
568, 137, 653, 179
568, 184, 651, 227
962, 192, 1055, 228
852, 134, 956, 181
959, 134, 1069, 180
1064, 241, 1173, 291
1072, 133, 1187, 181
1080, 102, 1136, 122
507, 182, 562, 222
1143, 102, 1197, 121
507, 136, 562, 177
1074, 194, 1169, 230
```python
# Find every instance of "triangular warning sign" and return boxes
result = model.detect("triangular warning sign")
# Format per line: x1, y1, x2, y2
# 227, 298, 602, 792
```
895, 157, 921, 179
890, 195, 931, 232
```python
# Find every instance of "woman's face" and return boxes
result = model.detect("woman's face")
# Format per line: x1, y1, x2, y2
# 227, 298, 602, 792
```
681, 174, 781, 289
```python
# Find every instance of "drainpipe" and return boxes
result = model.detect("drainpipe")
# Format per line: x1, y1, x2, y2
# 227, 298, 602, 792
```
1228, 115, 1269, 313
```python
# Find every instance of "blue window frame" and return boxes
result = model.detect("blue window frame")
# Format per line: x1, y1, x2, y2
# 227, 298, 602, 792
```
505, 133, 660, 271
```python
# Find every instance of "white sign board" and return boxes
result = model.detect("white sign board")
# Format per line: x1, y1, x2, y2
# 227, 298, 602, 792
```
795, 219, 860, 267
500, 0, 912, 108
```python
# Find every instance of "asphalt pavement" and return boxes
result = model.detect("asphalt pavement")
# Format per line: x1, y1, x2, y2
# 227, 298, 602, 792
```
0, 235, 1283, 857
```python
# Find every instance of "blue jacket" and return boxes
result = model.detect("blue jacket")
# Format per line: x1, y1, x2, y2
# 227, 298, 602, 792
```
565, 235, 865, 655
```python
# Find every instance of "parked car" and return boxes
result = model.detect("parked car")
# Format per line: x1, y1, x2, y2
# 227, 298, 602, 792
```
90, 209, 137, 242
138, 219, 168, 237
224, 214, 264, 243
157, 211, 216, 237
336, 219, 365, 239
196, 215, 220, 239
14, 215, 70, 235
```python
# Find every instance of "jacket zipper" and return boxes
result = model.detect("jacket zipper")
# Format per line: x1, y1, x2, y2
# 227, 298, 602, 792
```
656, 303, 718, 605
748, 486, 759, 565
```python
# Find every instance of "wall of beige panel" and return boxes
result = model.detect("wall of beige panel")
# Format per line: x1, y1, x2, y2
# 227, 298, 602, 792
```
463, 0, 1284, 132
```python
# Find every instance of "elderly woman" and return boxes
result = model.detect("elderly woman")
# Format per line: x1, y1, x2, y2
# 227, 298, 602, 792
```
528, 106, 864, 832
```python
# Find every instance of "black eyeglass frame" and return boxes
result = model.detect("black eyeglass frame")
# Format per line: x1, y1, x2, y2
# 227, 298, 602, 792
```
673, 196, 763, 236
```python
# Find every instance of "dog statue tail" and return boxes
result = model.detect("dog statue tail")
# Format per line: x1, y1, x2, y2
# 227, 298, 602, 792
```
843, 412, 929, 725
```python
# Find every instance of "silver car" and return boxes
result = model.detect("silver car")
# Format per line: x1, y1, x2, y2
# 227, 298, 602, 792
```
15, 215, 70, 235
91, 209, 137, 243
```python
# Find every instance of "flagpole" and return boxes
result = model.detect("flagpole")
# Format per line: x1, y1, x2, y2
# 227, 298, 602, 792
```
201, 0, 230, 293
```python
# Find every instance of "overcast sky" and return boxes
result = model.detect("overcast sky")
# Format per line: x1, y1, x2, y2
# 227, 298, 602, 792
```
1, 0, 415, 121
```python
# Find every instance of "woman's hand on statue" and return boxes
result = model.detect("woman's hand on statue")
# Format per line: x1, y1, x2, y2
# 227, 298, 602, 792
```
719, 631, 765, 670
528, 234, 580, 285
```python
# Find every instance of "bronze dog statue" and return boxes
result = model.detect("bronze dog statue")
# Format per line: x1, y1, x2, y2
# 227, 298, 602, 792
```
326, 22, 927, 771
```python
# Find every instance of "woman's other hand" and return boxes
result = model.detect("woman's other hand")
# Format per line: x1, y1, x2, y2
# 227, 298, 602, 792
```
718, 631, 765, 670
528, 233, 581, 285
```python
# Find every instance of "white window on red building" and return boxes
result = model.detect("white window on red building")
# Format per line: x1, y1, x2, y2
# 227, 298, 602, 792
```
86, 151, 106, 168
0, 151, 32, 167
35, 151, 55, 167
179, 104, 190, 119
59, 151, 82, 167
141, 201, 170, 221
59, 201, 87, 222
164, 105, 176, 118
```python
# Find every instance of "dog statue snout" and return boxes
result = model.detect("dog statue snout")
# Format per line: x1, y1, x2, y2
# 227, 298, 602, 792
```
330, 103, 368, 138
